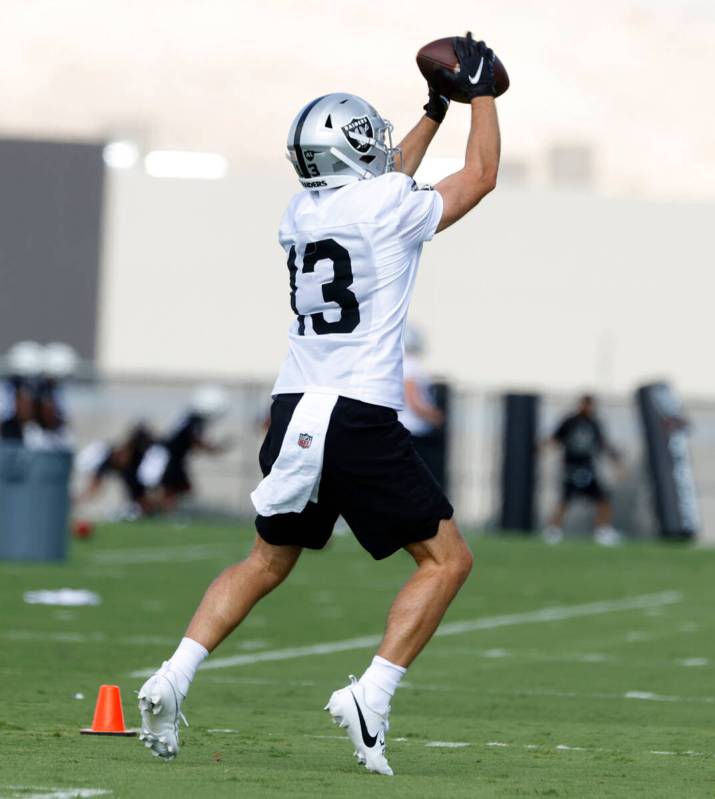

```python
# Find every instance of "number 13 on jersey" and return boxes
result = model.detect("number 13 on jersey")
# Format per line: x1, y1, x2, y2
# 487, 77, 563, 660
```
287, 238, 361, 336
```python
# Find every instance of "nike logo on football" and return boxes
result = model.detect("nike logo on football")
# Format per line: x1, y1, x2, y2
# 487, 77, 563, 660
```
469, 57, 484, 84
352, 694, 378, 748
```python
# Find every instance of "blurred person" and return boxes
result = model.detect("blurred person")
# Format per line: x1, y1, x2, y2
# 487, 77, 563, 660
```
137, 34, 499, 777
137, 383, 231, 512
398, 326, 446, 486
542, 394, 622, 546
75, 424, 156, 518
0, 341, 43, 442
0, 381, 36, 441
32, 342, 78, 449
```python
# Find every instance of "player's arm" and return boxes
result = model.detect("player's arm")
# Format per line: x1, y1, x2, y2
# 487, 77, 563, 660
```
395, 89, 449, 177
433, 36, 501, 233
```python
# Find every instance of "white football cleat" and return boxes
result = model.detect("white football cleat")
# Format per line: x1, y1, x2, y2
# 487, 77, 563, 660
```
542, 525, 564, 545
137, 663, 187, 760
325, 676, 393, 776
594, 526, 622, 547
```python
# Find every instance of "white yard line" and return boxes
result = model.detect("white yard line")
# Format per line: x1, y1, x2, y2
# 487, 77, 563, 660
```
298, 735, 710, 758
130, 590, 682, 677
0, 789, 110, 799
425, 741, 471, 748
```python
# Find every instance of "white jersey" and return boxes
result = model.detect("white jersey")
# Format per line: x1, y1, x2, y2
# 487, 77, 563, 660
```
272, 172, 443, 410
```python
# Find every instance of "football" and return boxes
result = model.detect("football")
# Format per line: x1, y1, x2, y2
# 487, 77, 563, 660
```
416, 36, 510, 102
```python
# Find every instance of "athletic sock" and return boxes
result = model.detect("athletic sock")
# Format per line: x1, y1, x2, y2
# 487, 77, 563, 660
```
163, 637, 209, 697
358, 655, 407, 716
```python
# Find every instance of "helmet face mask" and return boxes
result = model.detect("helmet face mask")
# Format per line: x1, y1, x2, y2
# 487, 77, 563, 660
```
286, 94, 400, 191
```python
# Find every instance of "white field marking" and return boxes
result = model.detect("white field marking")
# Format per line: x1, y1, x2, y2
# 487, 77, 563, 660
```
515, 687, 715, 705
300, 736, 710, 758
625, 691, 677, 702
428, 647, 614, 665
397, 683, 715, 707
89, 543, 235, 566
679, 622, 699, 633
577, 653, 611, 662
309, 734, 409, 743
556, 744, 588, 751
678, 657, 709, 667
207, 728, 239, 734
425, 741, 470, 748
235, 639, 269, 651
625, 631, 650, 642
0, 789, 110, 799
482, 648, 509, 658
130, 590, 682, 678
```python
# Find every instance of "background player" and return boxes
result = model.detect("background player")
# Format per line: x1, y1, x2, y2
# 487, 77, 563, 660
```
137, 383, 231, 512
398, 326, 446, 486
137, 33, 500, 777
543, 394, 622, 545
75, 424, 156, 519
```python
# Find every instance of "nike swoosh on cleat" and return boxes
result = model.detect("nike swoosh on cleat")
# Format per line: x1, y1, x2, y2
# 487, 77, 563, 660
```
469, 57, 484, 84
351, 694, 378, 748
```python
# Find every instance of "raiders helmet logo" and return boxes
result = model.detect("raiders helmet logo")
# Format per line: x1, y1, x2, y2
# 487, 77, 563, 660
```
341, 116, 373, 153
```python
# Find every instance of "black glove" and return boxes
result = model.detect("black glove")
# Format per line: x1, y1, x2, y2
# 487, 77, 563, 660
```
453, 32, 496, 100
423, 86, 450, 124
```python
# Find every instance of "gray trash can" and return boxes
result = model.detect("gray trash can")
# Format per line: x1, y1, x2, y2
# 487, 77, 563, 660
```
0, 443, 73, 562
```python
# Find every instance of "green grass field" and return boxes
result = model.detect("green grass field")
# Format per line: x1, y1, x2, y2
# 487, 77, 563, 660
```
1, 522, 714, 798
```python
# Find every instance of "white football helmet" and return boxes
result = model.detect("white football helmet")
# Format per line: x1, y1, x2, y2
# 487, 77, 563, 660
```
191, 383, 229, 420
6, 340, 43, 377
43, 342, 79, 380
287, 93, 399, 191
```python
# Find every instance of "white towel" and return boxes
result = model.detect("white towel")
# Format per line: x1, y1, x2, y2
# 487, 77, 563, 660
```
251, 392, 339, 516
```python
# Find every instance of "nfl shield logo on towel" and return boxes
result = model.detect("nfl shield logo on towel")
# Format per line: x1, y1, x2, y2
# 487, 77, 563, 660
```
298, 433, 313, 449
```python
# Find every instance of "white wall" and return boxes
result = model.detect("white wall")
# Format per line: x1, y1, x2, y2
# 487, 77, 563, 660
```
98, 167, 715, 398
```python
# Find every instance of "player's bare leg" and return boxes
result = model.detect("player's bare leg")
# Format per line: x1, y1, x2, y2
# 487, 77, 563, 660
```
544, 501, 568, 544
185, 536, 302, 651
138, 537, 300, 759
594, 499, 612, 529
594, 499, 621, 546
325, 518, 472, 775
377, 518, 473, 666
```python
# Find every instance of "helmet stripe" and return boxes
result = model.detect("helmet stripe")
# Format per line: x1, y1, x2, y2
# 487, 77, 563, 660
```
294, 95, 326, 179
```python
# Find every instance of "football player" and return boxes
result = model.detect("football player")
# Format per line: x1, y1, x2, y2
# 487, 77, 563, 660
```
74, 424, 156, 518
398, 326, 447, 487
542, 394, 623, 546
138, 33, 500, 775
136, 383, 231, 512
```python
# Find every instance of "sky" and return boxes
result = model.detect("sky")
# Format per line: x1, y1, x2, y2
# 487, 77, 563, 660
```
2, 0, 714, 201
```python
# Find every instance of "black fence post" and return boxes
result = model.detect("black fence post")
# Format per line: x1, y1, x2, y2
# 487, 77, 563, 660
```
499, 392, 540, 533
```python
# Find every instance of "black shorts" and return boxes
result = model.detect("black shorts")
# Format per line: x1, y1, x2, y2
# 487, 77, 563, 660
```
256, 394, 454, 560
161, 457, 192, 494
562, 466, 607, 502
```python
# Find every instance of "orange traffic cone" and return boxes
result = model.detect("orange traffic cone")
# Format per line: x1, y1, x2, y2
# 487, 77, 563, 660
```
80, 684, 136, 736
